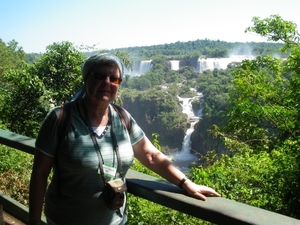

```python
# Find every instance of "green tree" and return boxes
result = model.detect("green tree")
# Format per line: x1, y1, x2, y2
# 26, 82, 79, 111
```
1, 62, 47, 137
203, 15, 300, 218
0, 39, 26, 82
1, 41, 85, 136
131, 76, 152, 90
190, 69, 232, 156
33, 41, 85, 105
115, 50, 134, 71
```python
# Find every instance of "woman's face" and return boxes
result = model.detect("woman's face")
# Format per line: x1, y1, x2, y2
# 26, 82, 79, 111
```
85, 64, 121, 104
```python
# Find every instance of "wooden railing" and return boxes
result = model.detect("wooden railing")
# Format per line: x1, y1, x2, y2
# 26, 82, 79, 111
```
0, 129, 299, 225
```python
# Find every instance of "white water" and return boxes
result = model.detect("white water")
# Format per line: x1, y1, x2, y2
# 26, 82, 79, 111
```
168, 56, 254, 73
124, 60, 152, 76
171, 93, 202, 173
196, 56, 253, 73
124, 56, 254, 76
170, 60, 180, 70
139, 60, 152, 75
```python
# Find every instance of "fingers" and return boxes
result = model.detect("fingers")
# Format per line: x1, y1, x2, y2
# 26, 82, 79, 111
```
194, 192, 207, 201
187, 185, 221, 201
193, 189, 220, 201
184, 181, 221, 200
201, 187, 221, 197
202, 188, 221, 197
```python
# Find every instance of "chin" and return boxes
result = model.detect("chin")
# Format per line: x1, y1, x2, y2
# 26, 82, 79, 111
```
94, 95, 112, 103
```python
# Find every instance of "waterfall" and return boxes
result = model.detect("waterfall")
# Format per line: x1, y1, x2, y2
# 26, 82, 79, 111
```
196, 56, 254, 73
172, 93, 202, 173
124, 60, 152, 76
124, 56, 255, 76
139, 60, 152, 75
170, 60, 180, 70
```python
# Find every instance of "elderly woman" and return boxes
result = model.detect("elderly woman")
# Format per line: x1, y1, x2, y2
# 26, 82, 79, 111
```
28, 53, 220, 225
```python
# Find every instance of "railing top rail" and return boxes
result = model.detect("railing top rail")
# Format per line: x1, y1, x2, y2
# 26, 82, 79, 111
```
0, 129, 35, 154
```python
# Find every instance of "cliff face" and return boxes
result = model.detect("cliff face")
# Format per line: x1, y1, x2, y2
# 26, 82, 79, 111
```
190, 120, 227, 157
121, 92, 226, 156
179, 59, 198, 70
122, 96, 185, 150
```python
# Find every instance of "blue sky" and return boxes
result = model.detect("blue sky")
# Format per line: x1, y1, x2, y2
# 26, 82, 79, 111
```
1, 0, 299, 53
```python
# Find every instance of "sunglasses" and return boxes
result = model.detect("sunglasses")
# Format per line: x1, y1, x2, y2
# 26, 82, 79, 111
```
90, 72, 122, 84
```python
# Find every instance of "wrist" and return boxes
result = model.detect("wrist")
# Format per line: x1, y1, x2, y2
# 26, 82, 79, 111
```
178, 177, 189, 189
27, 220, 41, 225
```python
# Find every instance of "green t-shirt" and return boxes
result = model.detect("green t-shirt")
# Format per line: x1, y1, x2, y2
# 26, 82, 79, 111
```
35, 101, 144, 225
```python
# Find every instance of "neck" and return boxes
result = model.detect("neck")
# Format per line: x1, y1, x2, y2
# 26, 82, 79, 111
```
81, 98, 110, 127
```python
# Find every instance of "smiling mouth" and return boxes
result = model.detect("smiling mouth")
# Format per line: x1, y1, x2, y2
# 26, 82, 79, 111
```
98, 89, 110, 93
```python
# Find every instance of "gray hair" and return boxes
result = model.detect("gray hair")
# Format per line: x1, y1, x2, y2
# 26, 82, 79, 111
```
81, 53, 124, 81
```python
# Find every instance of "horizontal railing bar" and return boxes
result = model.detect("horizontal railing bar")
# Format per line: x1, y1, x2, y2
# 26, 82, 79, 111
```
126, 169, 300, 225
0, 129, 35, 155
0, 192, 47, 225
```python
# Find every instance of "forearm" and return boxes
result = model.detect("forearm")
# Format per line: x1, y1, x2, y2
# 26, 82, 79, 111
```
144, 151, 186, 187
134, 137, 186, 187
134, 137, 220, 200
28, 172, 48, 225
147, 152, 220, 200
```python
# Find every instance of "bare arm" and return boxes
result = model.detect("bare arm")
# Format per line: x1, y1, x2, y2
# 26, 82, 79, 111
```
28, 150, 54, 225
133, 136, 220, 200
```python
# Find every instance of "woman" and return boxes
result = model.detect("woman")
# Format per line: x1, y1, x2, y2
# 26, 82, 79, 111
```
28, 53, 220, 225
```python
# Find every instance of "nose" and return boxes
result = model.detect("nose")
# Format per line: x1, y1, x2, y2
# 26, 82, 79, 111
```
104, 76, 110, 83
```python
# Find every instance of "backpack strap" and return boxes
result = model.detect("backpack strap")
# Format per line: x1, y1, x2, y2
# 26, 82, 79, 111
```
57, 102, 131, 141
111, 103, 132, 134
55, 101, 73, 197
57, 101, 73, 145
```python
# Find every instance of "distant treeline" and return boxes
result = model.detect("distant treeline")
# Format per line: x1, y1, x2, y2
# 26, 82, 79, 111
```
114, 39, 286, 59
26, 39, 286, 64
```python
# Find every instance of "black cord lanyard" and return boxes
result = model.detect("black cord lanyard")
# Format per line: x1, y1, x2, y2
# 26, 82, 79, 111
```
82, 102, 124, 183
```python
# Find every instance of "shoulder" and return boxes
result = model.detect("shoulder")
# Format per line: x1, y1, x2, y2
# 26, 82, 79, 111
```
44, 105, 62, 121
110, 103, 130, 117
110, 103, 132, 130
49, 101, 76, 122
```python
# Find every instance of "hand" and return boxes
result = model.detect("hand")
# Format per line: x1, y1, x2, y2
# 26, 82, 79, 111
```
183, 179, 221, 201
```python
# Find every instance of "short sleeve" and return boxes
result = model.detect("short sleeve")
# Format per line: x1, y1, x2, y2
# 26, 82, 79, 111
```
128, 116, 145, 146
35, 106, 61, 157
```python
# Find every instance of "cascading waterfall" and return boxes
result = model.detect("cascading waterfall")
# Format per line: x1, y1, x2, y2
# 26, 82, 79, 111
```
168, 55, 254, 73
196, 56, 254, 73
124, 60, 152, 76
196, 58, 235, 73
172, 93, 202, 173
139, 60, 152, 75
124, 56, 255, 76
170, 60, 180, 70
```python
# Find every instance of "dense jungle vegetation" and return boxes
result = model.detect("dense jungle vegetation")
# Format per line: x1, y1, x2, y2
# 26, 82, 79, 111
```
0, 14, 299, 224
